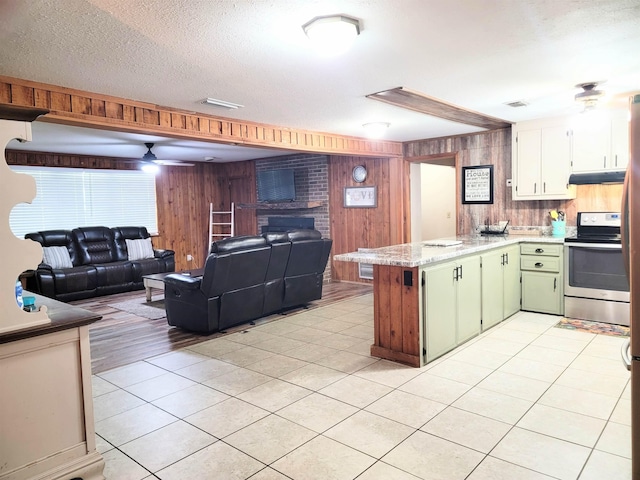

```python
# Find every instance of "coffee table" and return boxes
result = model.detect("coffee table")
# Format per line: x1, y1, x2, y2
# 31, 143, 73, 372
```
142, 269, 204, 302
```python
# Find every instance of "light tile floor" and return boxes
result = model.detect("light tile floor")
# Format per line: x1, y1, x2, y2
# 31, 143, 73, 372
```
92, 293, 632, 479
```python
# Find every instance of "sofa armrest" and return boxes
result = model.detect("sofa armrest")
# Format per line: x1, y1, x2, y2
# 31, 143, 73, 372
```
36, 262, 53, 271
164, 273, 201, 290
154, 249, 175, 259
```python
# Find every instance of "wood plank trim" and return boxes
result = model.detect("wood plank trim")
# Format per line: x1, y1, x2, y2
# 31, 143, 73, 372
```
0, 75, 403, 158
367, 87, 511, 130
372, 265, 421, 366
370, 345, 421, 367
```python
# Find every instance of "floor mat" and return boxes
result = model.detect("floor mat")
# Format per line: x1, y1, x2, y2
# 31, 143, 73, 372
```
108, 298, 166, 320
555, 318, 629, 337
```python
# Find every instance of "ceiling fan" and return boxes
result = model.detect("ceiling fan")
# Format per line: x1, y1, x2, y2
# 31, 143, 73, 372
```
141, 142, 195, 167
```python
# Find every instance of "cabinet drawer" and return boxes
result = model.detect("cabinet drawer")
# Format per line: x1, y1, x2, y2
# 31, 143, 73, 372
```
520, 243, 562, 257
521, 256, 561, 272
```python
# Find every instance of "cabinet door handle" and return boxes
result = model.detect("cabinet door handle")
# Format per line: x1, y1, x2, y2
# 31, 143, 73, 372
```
554, 278, 557, 291
535, 262, 544, 268
534, 183, 537, 194
505, 253, 509, 265
453, 267, 459, 281
604, 156, 607, 168
458, 265, 463, 280
501, 254, 505, 266
535, 248, 544, 253
543, 182, 546, 193
615, 154, 618, 167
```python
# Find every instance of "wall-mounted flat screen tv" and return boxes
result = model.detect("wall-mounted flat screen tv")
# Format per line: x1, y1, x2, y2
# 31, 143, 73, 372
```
257, 168, 296, 202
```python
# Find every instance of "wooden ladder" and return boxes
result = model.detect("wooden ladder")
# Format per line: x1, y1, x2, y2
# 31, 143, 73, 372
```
208, 202, 234, 252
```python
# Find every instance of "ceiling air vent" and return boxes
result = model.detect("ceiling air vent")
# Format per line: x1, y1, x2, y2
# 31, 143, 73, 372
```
505, 100, 529, 108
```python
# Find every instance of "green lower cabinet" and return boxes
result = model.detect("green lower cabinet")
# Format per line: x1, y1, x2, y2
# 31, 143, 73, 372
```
503, 245, 521, 318
519, 242, 564, 315
480, 249, 504, 330
424, 262, 457, 362
456, 256, 482, 343
423, 256, 481, 363
481, 244, 522, 331
521, 271, 563, 314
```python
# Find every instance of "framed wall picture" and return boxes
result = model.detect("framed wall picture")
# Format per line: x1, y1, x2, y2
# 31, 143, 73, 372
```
344, 186, 377, 208
462, 165, 494, 204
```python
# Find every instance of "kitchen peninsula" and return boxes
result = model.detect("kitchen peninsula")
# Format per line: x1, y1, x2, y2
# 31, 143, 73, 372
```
334, 235, 564, 367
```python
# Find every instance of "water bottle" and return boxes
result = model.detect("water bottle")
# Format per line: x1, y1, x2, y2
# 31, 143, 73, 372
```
15, 280, 23, 309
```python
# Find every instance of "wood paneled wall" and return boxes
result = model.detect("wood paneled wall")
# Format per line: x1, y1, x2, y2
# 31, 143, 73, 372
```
6, 150, 256, 271
404, 128, 624, 234
328, 156, 400, 282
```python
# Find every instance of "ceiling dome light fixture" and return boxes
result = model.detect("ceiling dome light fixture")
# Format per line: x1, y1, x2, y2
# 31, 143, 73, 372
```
302, 14, 361, 55
575, 82, 605, 111
362, 122, 390, 139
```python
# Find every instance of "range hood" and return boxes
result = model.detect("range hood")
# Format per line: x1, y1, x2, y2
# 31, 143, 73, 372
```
568, 170, 626, 185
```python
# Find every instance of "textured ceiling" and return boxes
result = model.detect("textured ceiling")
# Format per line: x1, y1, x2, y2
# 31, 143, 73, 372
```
2, 0, 640, 161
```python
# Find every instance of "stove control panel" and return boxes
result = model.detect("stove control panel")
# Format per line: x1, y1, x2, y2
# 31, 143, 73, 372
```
577, 212, 621, 227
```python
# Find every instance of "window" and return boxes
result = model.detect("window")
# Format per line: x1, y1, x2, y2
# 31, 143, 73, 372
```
9, 166, 158, 237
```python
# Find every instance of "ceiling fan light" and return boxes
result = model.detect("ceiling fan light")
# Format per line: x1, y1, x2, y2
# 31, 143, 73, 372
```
141, 162, 160, 174
302, 15, 361, 55
574, 82, 605, 110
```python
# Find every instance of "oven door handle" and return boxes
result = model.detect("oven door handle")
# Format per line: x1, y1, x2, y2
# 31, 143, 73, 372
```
565, 242, 622, 250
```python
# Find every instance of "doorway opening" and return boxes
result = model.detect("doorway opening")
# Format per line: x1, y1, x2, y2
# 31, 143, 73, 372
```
410, 156, 457, 241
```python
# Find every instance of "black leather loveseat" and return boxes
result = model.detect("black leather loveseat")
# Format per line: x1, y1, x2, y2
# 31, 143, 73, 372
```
164, 229, 332, 333
25, 226, 175, 302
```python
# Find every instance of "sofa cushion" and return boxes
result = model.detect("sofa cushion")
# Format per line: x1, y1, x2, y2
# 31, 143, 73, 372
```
126, 238, 154, 260
73, 226, 117, 265
26, 230, 79, 266
93, 261, 134, 287
112, 226, 151, 261
42, 246, 73, 269
286, 229, 322, 241
210, 235, 267, 254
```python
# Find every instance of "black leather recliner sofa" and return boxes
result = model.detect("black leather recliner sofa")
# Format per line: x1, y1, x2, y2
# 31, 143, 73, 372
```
25, 226, 175, 302
164, 229, 332, 334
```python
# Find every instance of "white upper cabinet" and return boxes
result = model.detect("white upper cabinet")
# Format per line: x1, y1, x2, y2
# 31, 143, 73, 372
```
512, 117, 576, 201
570, 109, 629, 172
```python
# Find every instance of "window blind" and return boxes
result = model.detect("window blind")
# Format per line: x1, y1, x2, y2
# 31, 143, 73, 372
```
9, 166, 158, 237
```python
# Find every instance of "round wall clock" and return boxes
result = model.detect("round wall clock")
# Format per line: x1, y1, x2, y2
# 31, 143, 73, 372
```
352, 165, 367, 183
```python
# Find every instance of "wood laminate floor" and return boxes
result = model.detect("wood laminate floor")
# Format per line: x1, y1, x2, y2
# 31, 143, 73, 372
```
72, 281, 372, 374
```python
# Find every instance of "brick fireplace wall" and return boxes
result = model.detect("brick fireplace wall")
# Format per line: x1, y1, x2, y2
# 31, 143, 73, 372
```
255, 154, 331, 282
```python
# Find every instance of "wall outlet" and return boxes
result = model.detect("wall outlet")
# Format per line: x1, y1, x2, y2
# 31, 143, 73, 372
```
506, 179, 513, 187
186, 254, 193, 261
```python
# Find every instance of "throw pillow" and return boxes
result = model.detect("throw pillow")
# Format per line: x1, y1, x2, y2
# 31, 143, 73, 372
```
42, 246, 73, 269
126, 238, 155, 261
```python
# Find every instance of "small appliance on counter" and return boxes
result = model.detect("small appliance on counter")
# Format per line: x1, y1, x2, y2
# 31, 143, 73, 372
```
480, 220, 509, 236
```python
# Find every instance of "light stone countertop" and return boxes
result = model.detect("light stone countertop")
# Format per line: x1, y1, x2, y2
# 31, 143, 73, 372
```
333, 235, 565, 268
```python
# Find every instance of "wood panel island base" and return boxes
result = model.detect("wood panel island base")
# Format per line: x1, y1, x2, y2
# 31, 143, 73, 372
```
334, 235, 565, 367
372, 265, 422, 367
